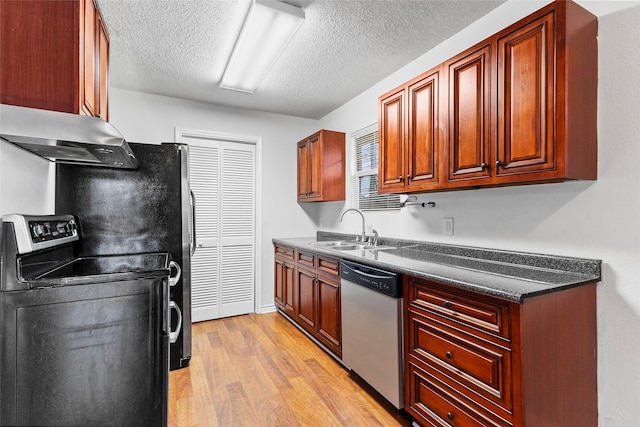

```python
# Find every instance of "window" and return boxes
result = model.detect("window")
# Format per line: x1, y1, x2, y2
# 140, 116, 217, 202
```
351, 124, 400, 210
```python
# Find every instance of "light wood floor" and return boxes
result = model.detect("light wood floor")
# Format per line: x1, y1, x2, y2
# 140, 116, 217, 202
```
168, 312, 411, 427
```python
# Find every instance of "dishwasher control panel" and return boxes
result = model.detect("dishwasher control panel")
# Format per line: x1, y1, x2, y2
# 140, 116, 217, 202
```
340, 260, 401, 298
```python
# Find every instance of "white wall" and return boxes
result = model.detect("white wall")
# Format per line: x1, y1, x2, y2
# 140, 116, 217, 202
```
107, 88, 319, 312
0, 143, 54, 216
313, 1, 640, 425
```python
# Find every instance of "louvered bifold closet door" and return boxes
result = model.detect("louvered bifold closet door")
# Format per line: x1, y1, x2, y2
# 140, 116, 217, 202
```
219, 144, 255, 318
189, 143, 221, 322
188, 140, 256, 322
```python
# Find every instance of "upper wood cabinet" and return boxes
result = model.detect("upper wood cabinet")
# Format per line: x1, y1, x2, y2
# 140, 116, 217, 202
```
379, 88, 405, 192
378, 0, 597, 194
297, 130, 346, 202
445, 43, 493, 187
379, 67, 443, 194
495, 6, 577, 182
0, 0, 110, 120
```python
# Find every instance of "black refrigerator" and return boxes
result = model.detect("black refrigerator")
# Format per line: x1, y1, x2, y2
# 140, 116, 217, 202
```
56, 142, 193, 370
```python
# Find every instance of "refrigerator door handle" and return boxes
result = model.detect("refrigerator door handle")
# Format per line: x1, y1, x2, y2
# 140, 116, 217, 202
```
190, 190, 196, 255
168, 261, 181, 287
169, 301, 182, 344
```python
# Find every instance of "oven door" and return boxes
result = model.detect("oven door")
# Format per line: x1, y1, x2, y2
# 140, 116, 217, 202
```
0, 277, 169, 426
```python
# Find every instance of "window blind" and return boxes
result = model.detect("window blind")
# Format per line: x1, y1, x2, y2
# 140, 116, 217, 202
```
352, 126, 400, 211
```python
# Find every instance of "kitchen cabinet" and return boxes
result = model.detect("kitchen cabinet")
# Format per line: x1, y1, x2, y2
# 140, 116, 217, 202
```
294, 250, 342, 357
274, 244, 295, 318
445, 43, 493, 187
379, 67, 443, 193
273, 244, 341, 358
493, 6, 564, 181
297, 130, 346, 202
0, 0, 110, 120
404, 276, 597, 426
378, 0, 597, 194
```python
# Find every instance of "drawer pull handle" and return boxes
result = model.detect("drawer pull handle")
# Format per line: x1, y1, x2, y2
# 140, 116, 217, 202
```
444, 300, 452, 308
446, 351, 453, 359
447, 412, 454, 420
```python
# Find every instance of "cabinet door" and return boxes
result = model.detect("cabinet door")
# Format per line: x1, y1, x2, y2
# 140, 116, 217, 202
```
274, 258, 285, 308
317, 276, 341, 355
378, 89, 406, 192
82, 0, 98, 117
446, 43, 493, 184
284, 262, 295, 316
0, 1, 80, 113
307, 134, 322, 200
496, 11, 555, 177
407, 68, 442, 191
97, 14, 109, 121
296, 268, 317, 331
297, 139, 310, 200
275, 256, 295, 317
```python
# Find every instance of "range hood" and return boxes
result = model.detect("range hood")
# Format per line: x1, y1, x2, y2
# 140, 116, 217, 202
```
0, 104, 138, 169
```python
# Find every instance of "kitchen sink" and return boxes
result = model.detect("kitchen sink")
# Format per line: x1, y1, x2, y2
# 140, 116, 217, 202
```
310, 241, 395, 251
311, 240, 348, 247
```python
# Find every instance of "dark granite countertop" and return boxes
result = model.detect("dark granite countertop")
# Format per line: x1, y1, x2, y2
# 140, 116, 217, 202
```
273, 233, 601, 303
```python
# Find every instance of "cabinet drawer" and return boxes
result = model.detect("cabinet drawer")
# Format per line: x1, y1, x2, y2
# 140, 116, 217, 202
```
274, 244, 295, 259
407, 277, 511, 339
317, 255, 340, 277
408, 310, 513, 414
296, 250, 316, 270
407, 362, 510, 427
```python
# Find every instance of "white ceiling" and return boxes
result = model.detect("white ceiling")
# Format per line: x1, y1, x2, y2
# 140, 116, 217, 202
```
97, 0, 506, 119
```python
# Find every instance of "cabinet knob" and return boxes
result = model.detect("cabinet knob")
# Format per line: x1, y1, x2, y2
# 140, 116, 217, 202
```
398, 176, 404, 182
447, 412, 454, 421
496, 160, 503, 168
480, 162, 488, 171
444, 300, 452, 308
446, 351, 453, 359
407, 174, 412, 181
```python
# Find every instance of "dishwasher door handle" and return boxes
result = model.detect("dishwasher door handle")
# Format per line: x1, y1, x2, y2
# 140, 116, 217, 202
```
349, 267, 393, 280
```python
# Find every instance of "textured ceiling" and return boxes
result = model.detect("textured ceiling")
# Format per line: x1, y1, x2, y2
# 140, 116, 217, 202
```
97, 0, 506, 119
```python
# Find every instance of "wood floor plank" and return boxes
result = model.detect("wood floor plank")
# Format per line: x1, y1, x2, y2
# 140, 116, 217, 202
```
169, 312, 411, 427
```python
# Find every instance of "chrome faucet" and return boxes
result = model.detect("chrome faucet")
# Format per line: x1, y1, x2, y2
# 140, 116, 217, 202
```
370, 229, 379, 246
340, 208, 366, 242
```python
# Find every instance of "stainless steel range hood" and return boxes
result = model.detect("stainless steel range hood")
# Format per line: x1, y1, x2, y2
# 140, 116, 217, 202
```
0, 104, 138, 169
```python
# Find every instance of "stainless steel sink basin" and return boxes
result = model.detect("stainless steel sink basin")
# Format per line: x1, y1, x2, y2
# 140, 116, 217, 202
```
332, 244, 396, 251
311, 241, 348, 247
310, 241, 395, 251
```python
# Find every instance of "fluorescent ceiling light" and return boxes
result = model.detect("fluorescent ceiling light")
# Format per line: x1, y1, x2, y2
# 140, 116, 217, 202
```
220, 0, 305, 94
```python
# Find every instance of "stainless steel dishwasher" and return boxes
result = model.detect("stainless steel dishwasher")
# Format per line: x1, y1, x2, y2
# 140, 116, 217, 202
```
340, 259, 403, 409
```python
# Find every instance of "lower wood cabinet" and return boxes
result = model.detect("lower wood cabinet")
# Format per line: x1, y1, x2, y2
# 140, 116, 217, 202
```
273, 244, 341, 358
274, 244, 295, 318
404, 276, 597, 427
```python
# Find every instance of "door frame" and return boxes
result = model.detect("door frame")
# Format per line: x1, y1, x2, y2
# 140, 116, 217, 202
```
174, 127, 264, 315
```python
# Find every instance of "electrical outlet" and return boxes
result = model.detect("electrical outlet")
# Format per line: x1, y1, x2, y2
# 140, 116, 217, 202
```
443, 217, 454, 235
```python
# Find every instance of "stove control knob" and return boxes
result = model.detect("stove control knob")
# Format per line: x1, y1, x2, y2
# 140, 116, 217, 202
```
32, 224, 45, 237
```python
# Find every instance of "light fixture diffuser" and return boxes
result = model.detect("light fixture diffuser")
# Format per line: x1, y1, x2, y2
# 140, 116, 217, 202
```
220, 0, 305, 93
